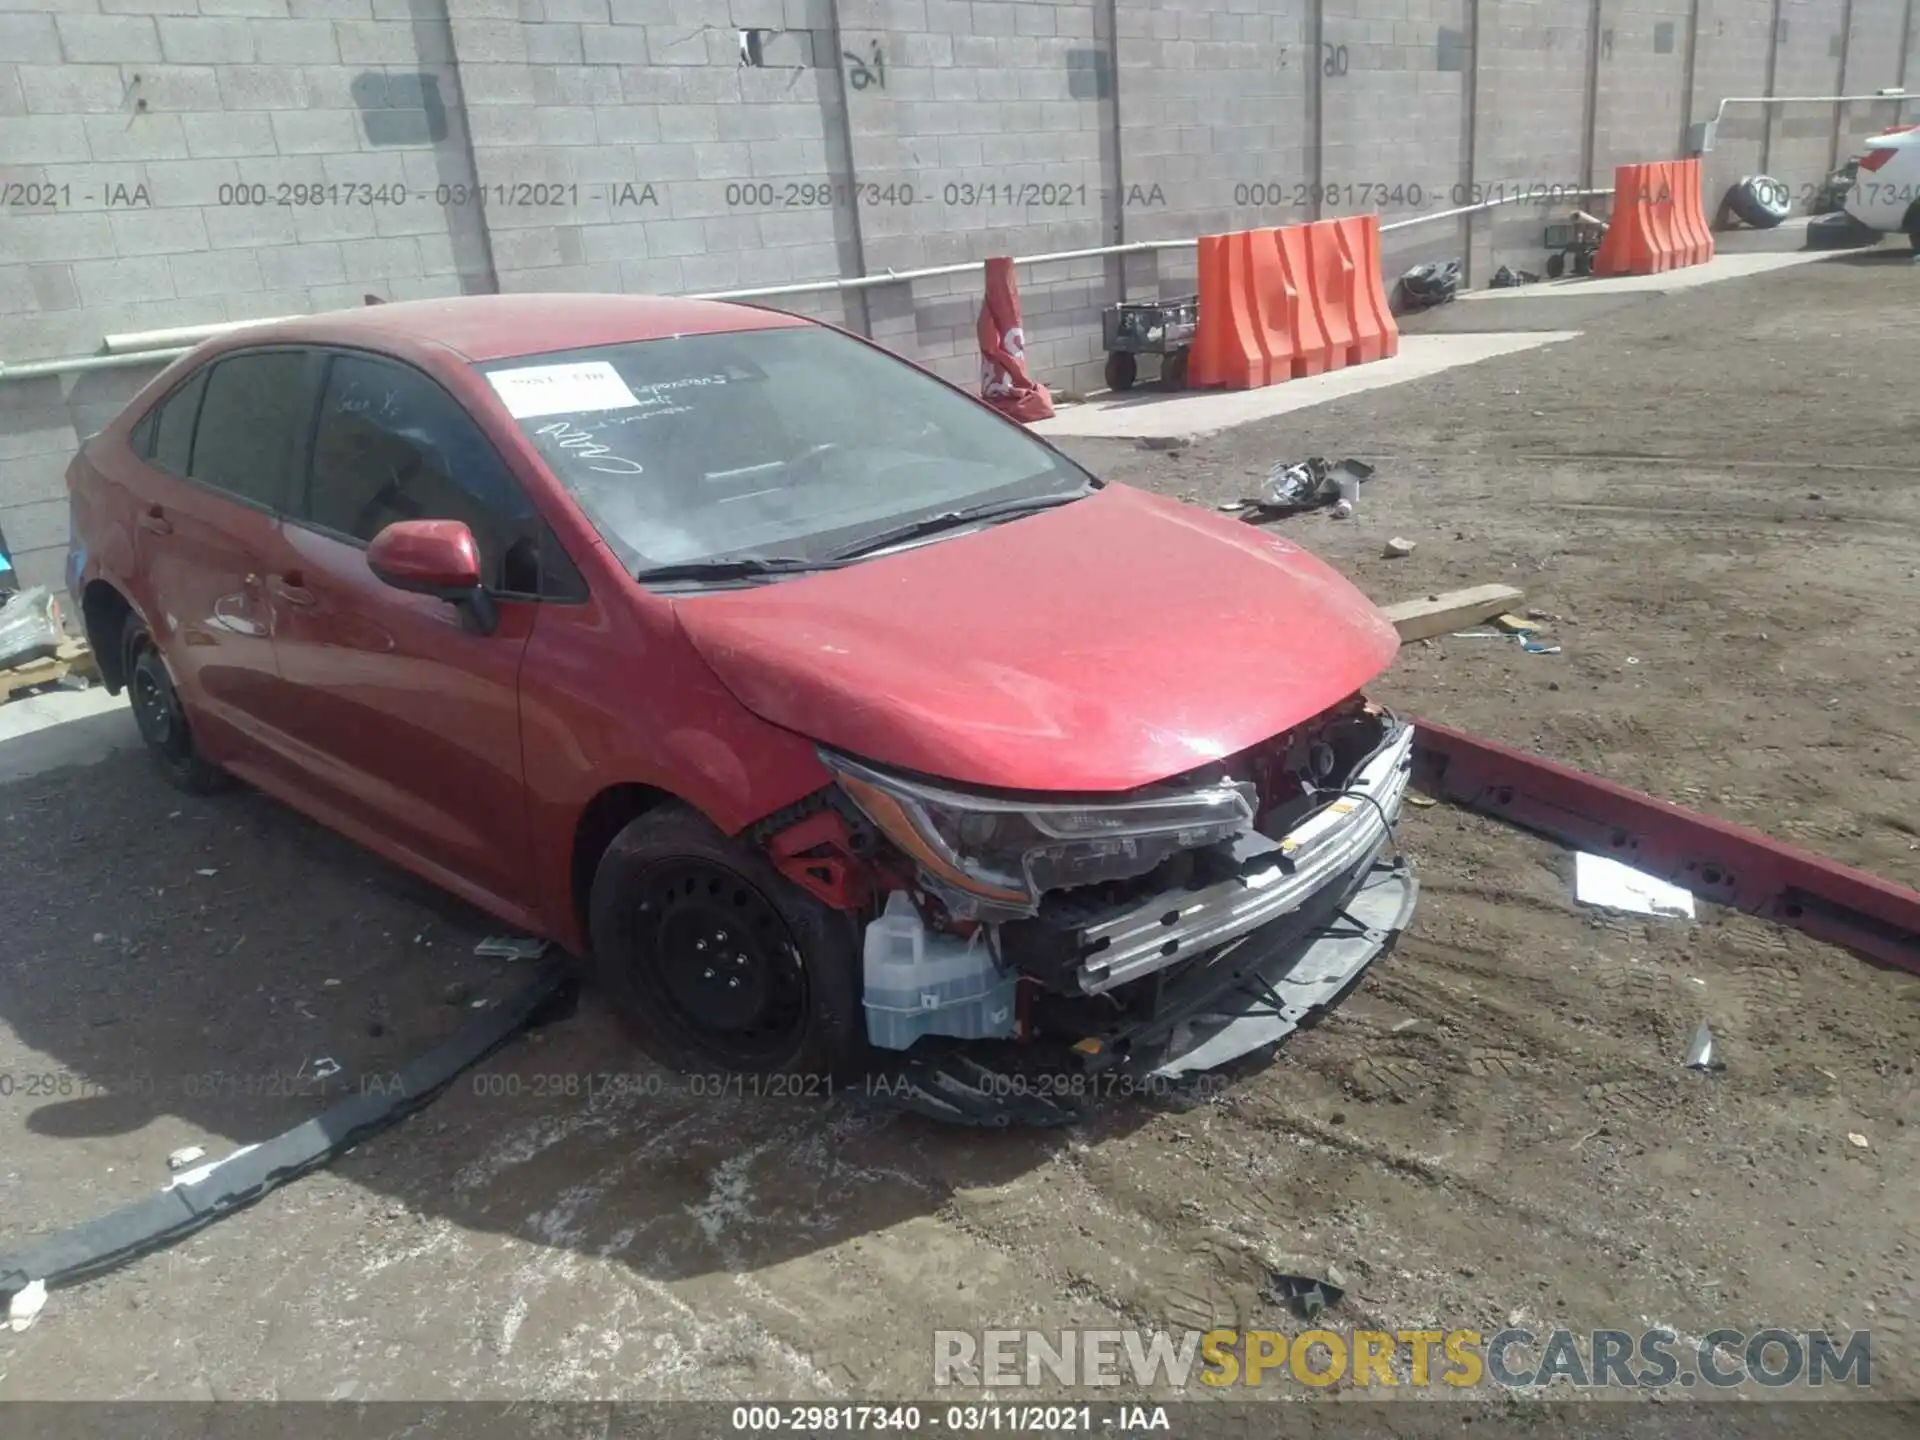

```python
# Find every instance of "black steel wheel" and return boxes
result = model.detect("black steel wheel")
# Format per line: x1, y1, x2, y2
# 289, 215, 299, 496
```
589, 806, 867, 1079
121, 612, 229, 794
1104, 350, 1138, 392
1160, 347, 1189, 391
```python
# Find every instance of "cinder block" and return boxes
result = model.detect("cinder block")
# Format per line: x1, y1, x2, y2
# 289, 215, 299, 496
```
291, 201, 379, 244
532, 64, 622, 105
620, 255, 686, 293
19, 65, 129, 114
250, 17, 340, 63
580, 23, 653, 63
490, 226, 566, 270
139, 156, 238, 204
181, 111, 278, 157
0, 15, 63, 65
157, 17, 257, 63
56, 13, 164, 63
535, 105, 598, 145
333, 19, 437, 64
658, 104, 718, 142
270, 108, 364, 153
595, 105, 663, 144
72, 255, 178, 308
255, 240, 346, 287
83, 112, 191, 161
169, 246, 264, 298
337, 234, 422, 279
216, 64, 309, 110
461, 63, 537, 106
527, 23, 587, 64
0, 115, 90, 165
412, 226, 492, 277
645, 24, 709, 65
288, 0, 376, 15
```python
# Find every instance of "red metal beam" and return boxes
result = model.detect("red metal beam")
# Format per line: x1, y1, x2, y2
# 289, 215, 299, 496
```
1410, 717, 1920, 976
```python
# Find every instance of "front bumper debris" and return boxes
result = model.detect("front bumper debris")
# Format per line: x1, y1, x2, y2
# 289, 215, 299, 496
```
1076, 720, 1415, 994
866, 850, 1417, 1127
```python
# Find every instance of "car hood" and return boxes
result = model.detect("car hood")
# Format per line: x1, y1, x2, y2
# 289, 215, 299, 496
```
672, 484, 1401, 793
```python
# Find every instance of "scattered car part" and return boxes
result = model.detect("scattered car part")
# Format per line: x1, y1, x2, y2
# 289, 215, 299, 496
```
7, 1279, 46, 1333
1685, 1020, 1716, 1070
1727, 175, 1792, 229
1252, 457, 1376, 517
1397, 260, 1461, 311
1805, 210, 1886, 249
0, 962, 569, 1308
863, 892, 1016, 1048
0, 586, 64, 672
1412, 719, 1920, 975
1809, 158, 1860, 216
165, 1145, 206, 1172
1268, 1271, 1346, 1321
1544, 217, 1605, 277
473, 935, 551, 961
1490, 264, 1541, 288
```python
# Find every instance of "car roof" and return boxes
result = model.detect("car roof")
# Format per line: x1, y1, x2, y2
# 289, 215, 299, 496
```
223, 293, 812, 365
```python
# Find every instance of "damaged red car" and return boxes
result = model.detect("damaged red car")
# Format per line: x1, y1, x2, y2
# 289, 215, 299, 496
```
65, 295, 1416, 1122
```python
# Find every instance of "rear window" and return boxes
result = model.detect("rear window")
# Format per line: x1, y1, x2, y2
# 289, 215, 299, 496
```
147, 369, 208, 476
188, 352, 309, 510
478, 326, 1089, 574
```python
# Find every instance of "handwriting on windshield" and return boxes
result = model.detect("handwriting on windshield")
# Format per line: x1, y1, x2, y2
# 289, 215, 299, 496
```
534, 419, 645, 476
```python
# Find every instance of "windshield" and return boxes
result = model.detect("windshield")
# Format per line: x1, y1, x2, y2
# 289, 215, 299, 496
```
477, 325, 1094, 582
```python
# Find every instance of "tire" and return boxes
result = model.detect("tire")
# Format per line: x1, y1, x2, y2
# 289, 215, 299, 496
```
1160, 348, 1189, 391
120, 612, 230, 795
588, 805, 869, 1081
1728, 175, 1791, 230
1546, 251, 1566, 279
1103, 350, 1137, 392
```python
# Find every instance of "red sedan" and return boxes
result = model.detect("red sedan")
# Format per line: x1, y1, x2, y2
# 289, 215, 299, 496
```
65, 295, 1415, 1122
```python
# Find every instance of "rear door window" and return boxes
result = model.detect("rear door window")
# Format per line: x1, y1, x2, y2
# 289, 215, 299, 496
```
146, 369, 208, 476
187, 351, 312, 511
303, 352, 556, 597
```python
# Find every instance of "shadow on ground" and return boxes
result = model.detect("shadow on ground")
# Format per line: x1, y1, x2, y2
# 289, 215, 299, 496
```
0, 747, 1181, 1293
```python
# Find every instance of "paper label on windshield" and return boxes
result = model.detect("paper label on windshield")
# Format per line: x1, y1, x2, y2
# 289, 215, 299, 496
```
487, 361, 641, 419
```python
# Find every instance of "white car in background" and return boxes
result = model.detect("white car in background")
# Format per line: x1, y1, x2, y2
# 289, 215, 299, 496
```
1843, 123, 1920, 247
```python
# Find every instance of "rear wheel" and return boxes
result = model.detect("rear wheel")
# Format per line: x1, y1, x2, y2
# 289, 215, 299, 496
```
1160, 348, 1189, 391
1104, 350, 1137, 392
121, 613, 229, 794
588, 806, 868, 1080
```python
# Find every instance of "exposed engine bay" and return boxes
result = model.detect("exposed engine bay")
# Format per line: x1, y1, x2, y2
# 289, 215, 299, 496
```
757, 697, 1417, 1117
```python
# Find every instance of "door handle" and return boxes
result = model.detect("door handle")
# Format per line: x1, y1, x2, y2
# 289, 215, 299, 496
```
268, 573, 315, 607
138, 507, 172, 536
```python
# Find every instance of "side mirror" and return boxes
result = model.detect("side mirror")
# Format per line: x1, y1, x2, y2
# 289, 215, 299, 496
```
366, 519, 498, 635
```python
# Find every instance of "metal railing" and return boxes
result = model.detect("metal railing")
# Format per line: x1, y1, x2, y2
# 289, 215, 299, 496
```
1, 187, 1614, 385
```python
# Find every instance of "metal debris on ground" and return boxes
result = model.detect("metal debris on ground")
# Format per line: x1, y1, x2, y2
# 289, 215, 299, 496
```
1384, 537, 1416, 558
1685, 1021, 1716, 1070
1267, 1271, 1346, 1321
1491, 264, 1542, 288
7, 1279, 46, 1333
1397, 259, 1461, 310
308, 1056, 342, 1081
1247, 457, 1376, 519
1574, 852, 1697, 919
473, 936, 552, 962
166, 1146, 206, 1173
1518, 635, 1563, 654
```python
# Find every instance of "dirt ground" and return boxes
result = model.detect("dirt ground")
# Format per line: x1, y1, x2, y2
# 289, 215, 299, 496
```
1, 247, 1917, 1421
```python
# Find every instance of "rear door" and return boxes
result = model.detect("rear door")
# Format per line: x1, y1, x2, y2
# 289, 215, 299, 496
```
263, 347, 572, 916
129, 349, 316, 765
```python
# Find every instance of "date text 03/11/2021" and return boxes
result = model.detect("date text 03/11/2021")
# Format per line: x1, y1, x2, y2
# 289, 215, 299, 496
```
728, 1405, 1171, 1433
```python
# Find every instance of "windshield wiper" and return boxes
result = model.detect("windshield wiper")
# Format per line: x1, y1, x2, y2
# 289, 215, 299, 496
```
825, 491, 1090, 563
633, 555, 841, 585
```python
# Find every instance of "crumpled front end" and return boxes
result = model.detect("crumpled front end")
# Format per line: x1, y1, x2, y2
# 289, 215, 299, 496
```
781, 698, 1419, 1124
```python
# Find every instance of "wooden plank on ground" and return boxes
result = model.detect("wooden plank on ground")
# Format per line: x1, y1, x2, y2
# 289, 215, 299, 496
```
1379, 584, 1527, 643
0, 655, 70, 703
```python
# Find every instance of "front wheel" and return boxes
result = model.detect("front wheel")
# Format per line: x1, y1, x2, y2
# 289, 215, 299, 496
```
588, 807, 869, 1080
1104, 350, 1138, 392
121, 613, 230, 794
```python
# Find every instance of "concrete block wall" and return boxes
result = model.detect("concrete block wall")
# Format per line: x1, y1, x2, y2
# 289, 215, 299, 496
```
4, 0, 1918, 592
1, 0, 489, 591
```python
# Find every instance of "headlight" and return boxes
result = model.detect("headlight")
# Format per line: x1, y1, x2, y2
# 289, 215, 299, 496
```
819, 748, 1257, 912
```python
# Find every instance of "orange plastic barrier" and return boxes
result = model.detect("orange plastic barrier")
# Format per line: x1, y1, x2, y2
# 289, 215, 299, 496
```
1592, 158, 1714, 277
1189, 215, 1400, 390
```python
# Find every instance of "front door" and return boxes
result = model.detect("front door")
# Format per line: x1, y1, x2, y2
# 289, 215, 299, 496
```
261, 349, 545, 918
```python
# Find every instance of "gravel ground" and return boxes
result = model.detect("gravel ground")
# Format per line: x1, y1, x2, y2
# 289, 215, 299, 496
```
1, 248, 1916, 1423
